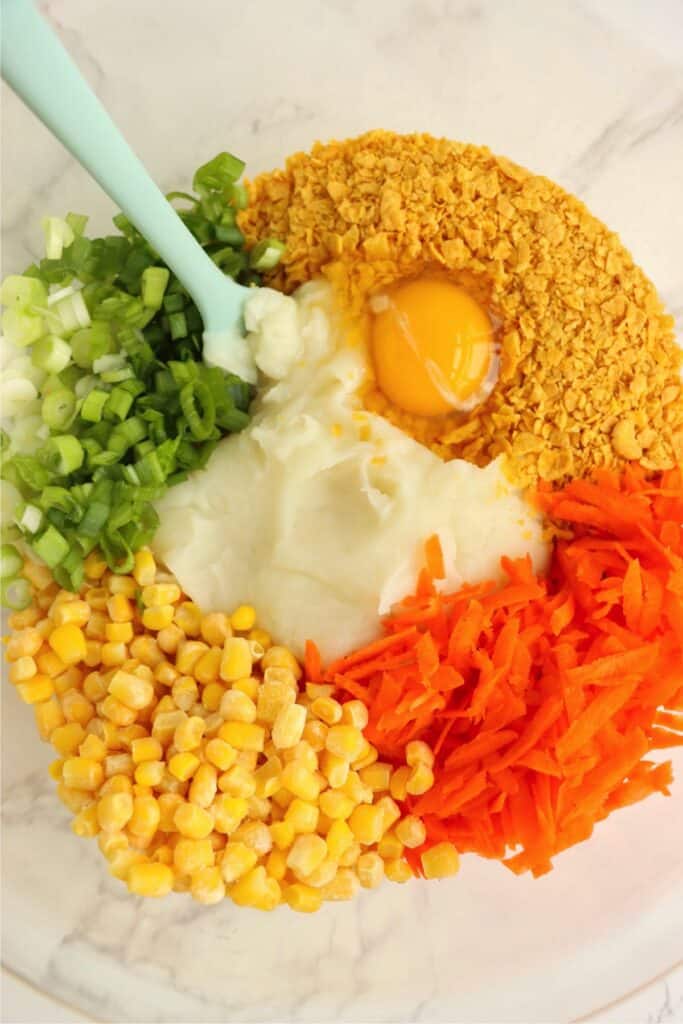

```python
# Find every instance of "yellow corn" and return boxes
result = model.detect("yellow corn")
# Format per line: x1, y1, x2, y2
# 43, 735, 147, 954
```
190, 866, 225, 905
157, 624, 184, 655
375, 795, 401, 833
281, 760, 321, 802
219, 721, 264, 753
349, 804, 385, 846
128, 795, 161, 838
152, 709, 188, 744
79, 734, 107, 761
130, 736, 162, 764
284, 798, 319, 834
377, 832, 404, 860
105, 622, 133, 644
104, 753, 135, 778
36, 649, 66, 677
173, 601, 202, 636
325, 725, 365, 763
220, 842, 258, 884
360, 762, 392, 792
217, 764, 256, 799
107, 575, 136, 597
129, 636, 164, 668
256, 673, 296, 723
127, 862, 174, 897
141, 583, 181, 607
229, 865, 280, 911
61, 689, 94, 726
356, 852, 385, 889
253, 756, 282, 799
302, 719, 328, 752
174, 715, 205, 752
199, 612, 232, 646
389, 765, 411, 801
283, 882, 321, 913
53, 600, 90, 628
286, 834, 327, 877
9, 607, 40, 629
341, 771, 372, 805
219, 637, 252, 683
85, 612, 108, 641
83, 672, 107, 704
100, 642, 128, 667
142, 604, 174, 631
48, 623, 86, 665
219, 688, 257, 723
421, 842, 460, 879
189, 763, 217, 808
326, 819, 354, 860
310, 696, 342, 725
262, 645, 302, 679
231, 820, 272, 856
6, 627, 43, 660
71, 804, 99, 838
269, 819, 295, 851
157, 793, 184, 830
168, 752, 200, 782
395, 815, 427, 849
204, 738, 237, 772
154, 661, 178, 687
56, 782, 93, 813
23, 558, 55, 589
34, 698, 65, 740
170, 676, 198, 713
99, 773, 132, 796
133, 548, 156, 586
135, 761, 164, 787
108, 670, 154, 711
271, 701, 306, 749
62, 756, 104, 791
174, 801, 214, 839
212, 794, 249, 834
406, 763, 434, 796
320, 867, 360, 902
100, 695, 137, 727
16, 674, 54, 704
51, 722, 87, 756
84, 642, 104, 670
263, 848, 286, 882
321, 750, 350, 789
174, 837, 214, 874
231, 675, 259, 701
384, 857, 413, 884
406, 740, 434, 768
319, 789, 355, 820
106, 593, 134, 623
9, 655, 37, 683
229, 604, 256, 632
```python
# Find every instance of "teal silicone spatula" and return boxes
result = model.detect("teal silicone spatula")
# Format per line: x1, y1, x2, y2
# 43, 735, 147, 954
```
0, 0, 257, 382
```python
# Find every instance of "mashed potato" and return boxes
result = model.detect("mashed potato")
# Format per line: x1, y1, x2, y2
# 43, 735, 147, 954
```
154, 282, 547, 661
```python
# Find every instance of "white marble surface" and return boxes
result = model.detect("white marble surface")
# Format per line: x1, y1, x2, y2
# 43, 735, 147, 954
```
2, 0, 683, 1021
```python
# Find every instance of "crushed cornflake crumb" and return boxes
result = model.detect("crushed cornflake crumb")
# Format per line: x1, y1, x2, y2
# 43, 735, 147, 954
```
240, 130, 683, 485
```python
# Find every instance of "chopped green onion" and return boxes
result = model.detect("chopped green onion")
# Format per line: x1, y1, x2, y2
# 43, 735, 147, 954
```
135, 450, 166, 485
141, 266, 170, 308
38, 486, 82, 520
215, 225, 245, 247
50, 289, 90, 335
104, 386, 134, 422
66, 212, 89, 237
163, 292, 185, 314
230, 183, 249, 210
1, 576, 32, 610
107, 417, 147, 454
249, 238, 286, 271
100, 366, 134, 383
45, 434, 84, 474
1, 275, 48, 310
80, 388, 109, 423
79, 501, 110, 537
0, 543, 23, 578
43, 216, 75, 260
33, 524, 70, 567
180, 380, 215, 441
92, 352, 125, 375
42, 388, 77, 430
1, 307, 44, 347
31, 335, 72, 374
168, 312, 187, 340
193, 152, 246, 195
71, 322, 112, 368
16, 503, 43, 534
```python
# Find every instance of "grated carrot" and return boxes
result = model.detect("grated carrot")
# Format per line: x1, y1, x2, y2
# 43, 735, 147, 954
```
319, 464, 683, 877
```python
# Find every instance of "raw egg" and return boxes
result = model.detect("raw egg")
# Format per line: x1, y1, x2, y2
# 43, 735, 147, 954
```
370, 277, 497, 417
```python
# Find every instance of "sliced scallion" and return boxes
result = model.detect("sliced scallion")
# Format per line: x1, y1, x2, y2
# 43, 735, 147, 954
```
1, 576, 32, 610
41, 388, 77, 430
80, 388, 109, 423
0, 543, 23, 578
33, 524, 70, 567
45, 434, 84, 474
31, 335, 71, 374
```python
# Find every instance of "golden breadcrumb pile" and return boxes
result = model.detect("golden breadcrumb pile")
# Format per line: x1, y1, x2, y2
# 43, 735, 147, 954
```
239, 130, 683, 485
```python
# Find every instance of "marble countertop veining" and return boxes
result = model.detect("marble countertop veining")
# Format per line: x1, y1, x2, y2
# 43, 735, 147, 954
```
2, 1, 683, 1022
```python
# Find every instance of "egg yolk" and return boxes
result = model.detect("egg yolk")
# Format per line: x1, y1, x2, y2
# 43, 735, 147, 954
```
370, 277, 496, 417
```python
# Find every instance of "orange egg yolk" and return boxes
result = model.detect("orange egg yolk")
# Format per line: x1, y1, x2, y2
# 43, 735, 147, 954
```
370, 277, 496, 417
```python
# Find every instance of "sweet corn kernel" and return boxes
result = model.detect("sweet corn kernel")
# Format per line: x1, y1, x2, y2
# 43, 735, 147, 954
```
247, 627, 270, 649
85, 612, 107, 641
61, 689, 94, 726
325, 725, 365, 763
100, 641, 128, 667
154, 661, 178, 688
356, 851, 384, 889
9, 655, 37, 683
212, 794, 249, 834
219, 689, 257, 723
23, 558, 55, 589
217, 764, 256, 799
195, 648, 222, 686
127, 862, 173, 897
406, 763, 434, 796
265, 848, 287, 881
286, 834, 327, 877
153, 844, 173, 866
229, 866, 280, 911
253, 757, 282, 799
376, 795, 401, 833
141, 583, 181, 607
62, 756, 104, 791
270, 702, 306, 750
36, 649, 66, 677
421, 842, 460, 879
284, 741, 318, 772
99, 771, 132, 796
35, 698, 65, 740
108, 670, 154, 711
134, 761, 164, 787
197, 613, 231, 647
104, 753, 135, 778
284, 798, 319, 834
262, 646, 302, 679
281, 760, 321, 802
270, 819, 295, 851
53, 665, 83, 696
100, 695, 137, 727
231, 820, 272, 856
389, 765, 411, 801
6, 628, 43, 660
339, 839, 361, 866
174, 801, 214, 839
284, 882, 322, 913
168, 752, 200, 782
230, 604, 256, 632
320, 867, 360, 902
106, 593, 134, 623
319, 789, 355, 820
326, 819, 355, 860
79, 734, 107, 761
108, 847, 146, 880
53, 600, 90, 628
341, 771, 372, 805
205, 738, 237, 772
257, 675, 297, 724
157, 624, 184, 655
48, 624, 86, 665
360, 762, 392, 792
174, 837, 214, 874
51, 722, 87, 756
231, 675, 259, 700
220, 842, 259, 884
107, 575, 136, 597
247, 640, 265, 661
302, 719, 328, 752
220, 637, 252, 682
395, 815, 427, 849
16, 674, 54, 704
349, 804, 385, 846
142, 604, 174, 631
174, 715, 205, 752
384, 857, 413, 883
129, 795, 161, 838
310, 696, 342, 725
406, 740, 434, 767
321, 750, 350, 789
72, 804, 99, 838
190, 865, 225, 905
176, 640, 209, 675
9, 607, 41, 629
219, 721, 264, 753
352, 739, 378, 771
105, 622, 133, 644
174, 601, 202, 636
305, 682, 333, 701
130, 737, 162, 764
168, 679, 197, 717
84, 643, 104, 670
133, 548, 156, 586
152, 709, 188, 744
189, 763, 218, 808
158, 793, 184, 830
377, 832, 404, 860
56, 782, 93, 812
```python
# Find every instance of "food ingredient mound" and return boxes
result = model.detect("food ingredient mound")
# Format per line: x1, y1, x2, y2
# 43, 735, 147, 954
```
153, 281, 546, 661
319, 465, 683, 877
240, 130, 683, 486
4, 548, 458, 910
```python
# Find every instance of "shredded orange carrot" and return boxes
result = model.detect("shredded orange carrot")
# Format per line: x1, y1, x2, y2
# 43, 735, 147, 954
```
321, 464, 683, 877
